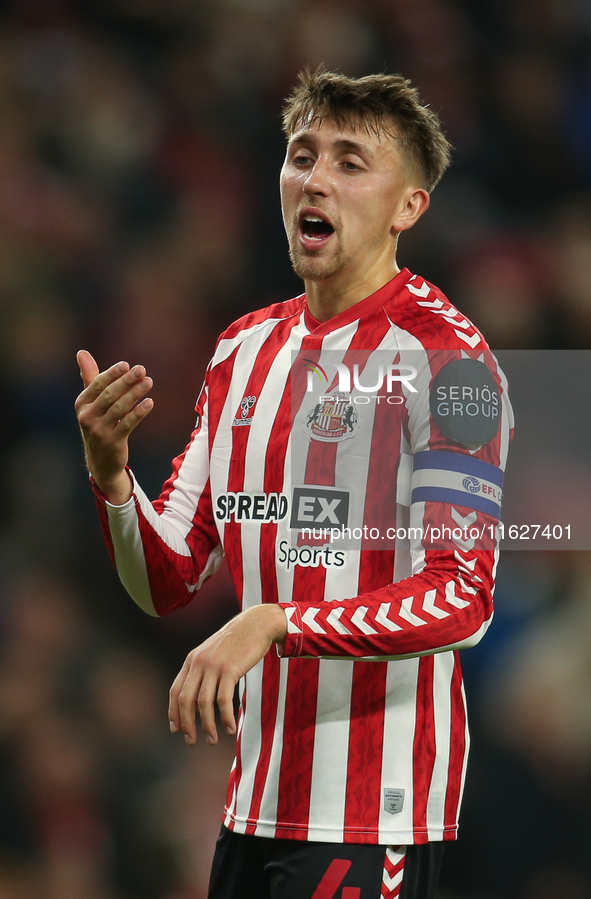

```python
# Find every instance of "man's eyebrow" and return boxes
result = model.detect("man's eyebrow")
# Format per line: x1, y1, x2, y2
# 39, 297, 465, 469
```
333, 138, 374, 156
288, 132, 376, 158
287, 132, 319, 148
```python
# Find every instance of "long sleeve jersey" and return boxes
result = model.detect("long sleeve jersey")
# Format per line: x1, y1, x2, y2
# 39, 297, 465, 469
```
94, 268, 513, 846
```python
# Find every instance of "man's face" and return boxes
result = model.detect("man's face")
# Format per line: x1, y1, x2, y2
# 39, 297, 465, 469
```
280, 116, 415, 285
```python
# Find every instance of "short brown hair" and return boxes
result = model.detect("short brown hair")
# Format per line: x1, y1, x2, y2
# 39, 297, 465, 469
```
282, 68, 451, 192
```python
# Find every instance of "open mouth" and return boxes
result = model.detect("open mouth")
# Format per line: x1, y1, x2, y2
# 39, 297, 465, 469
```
300, 213, 335, 241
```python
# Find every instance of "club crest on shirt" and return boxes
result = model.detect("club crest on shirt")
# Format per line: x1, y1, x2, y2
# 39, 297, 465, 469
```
304, 391, 358, 442
233, 395, 257, 427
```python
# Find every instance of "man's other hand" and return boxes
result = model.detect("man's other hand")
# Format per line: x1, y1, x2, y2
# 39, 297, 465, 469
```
169, 605, 288, 746
75, 350, 154, 505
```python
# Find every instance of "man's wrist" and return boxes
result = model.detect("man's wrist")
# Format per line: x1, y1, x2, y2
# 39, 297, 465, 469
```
269, 604, 288, 645
245, 604, 287, 645
92, 469, 134, 506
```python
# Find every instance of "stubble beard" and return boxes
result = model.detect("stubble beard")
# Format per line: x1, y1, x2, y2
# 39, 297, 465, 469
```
287, 229, 349, 283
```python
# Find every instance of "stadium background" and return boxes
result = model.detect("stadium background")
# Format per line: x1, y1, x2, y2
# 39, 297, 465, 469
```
1, 0, 591, 896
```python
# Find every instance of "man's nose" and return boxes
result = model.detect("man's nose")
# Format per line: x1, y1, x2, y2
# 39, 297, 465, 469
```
303, 157, 332, 197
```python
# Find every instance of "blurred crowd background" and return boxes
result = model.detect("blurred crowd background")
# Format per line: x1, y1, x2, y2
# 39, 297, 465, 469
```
1, 0, 591, 897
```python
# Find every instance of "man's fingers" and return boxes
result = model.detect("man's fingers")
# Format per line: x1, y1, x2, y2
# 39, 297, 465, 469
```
75, 357, 132, 413
77, 349, 100, 388
77, 352, 130, 396
171, 668, 237, 746
113, 396, 154, 435
169, 659, 192, 734
89, 365, 147, 415
76, 359, 153, 434
101, 376, 153, 426
217, 675, 237, 736
197, 673, 219, 746
176, 678, 202, 747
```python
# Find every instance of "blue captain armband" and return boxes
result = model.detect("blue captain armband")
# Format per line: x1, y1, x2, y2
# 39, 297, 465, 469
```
411, 450, 504, 519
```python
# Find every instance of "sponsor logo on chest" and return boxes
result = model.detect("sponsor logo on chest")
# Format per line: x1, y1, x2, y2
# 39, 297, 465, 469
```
215, 487, 351, 526
289, 486, 350, 529
277, 540, 347, 570
215, 492, 288, 522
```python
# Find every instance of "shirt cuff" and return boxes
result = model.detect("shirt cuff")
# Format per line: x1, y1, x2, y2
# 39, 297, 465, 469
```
275, 602, 303, 657
90, 468, 136, 510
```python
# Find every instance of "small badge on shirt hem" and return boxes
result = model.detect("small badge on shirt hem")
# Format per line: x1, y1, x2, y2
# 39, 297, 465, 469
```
384, 788, 405, 815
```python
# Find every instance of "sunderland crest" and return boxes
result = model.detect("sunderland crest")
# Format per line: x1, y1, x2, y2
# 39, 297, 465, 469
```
304, 392, 358, 442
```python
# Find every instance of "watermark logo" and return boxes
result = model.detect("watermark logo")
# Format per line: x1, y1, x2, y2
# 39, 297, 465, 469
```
302, 358, 329, 385
303, 360, 417, 394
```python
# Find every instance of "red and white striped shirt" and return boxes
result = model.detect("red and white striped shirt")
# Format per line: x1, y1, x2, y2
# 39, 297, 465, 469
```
95, 268, 513, 846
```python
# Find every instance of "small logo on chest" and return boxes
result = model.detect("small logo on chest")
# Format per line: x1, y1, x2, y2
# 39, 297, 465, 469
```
233, 395, 257, 427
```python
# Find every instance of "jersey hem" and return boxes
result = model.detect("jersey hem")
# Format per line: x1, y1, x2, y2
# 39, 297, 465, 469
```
223, 810, 458, 845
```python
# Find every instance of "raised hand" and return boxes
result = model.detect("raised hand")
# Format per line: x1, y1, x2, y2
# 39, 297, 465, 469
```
75, 350, 153, 504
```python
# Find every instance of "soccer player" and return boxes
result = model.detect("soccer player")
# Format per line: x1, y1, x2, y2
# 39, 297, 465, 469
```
76, 70, 512, 899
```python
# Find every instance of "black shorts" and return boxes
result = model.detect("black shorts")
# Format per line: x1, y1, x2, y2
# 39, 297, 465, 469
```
208, 825, 443, 899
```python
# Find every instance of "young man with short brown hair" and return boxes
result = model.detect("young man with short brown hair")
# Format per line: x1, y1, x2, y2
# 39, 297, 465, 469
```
76, 68, 512, 898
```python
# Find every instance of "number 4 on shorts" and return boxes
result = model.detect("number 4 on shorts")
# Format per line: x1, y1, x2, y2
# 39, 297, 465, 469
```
311, 858, 361, 899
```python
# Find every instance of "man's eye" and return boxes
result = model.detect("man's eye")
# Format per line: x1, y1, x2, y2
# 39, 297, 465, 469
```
343, 160, 361, 172
293, 154, 312, 166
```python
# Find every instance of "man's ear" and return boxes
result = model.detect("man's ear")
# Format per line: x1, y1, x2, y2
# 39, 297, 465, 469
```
392, 187, 430, 234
